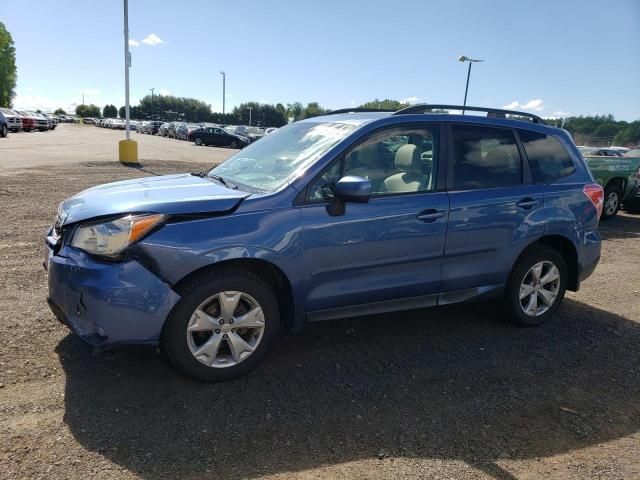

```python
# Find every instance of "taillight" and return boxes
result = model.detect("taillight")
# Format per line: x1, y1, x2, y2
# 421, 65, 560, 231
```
583, 183, 604, 220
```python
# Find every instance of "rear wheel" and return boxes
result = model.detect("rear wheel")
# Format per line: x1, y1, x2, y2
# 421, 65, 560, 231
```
602, 184, 622, 221
162, 269, 280, 382
503, 246, 567, 327
0, 124, 7, 138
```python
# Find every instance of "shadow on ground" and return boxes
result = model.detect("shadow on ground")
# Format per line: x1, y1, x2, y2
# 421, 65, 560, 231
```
58, 298, 640, 479
600, 211, 640, 240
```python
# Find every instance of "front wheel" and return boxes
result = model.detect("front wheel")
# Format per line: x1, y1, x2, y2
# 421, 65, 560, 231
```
194, 137, 203, 146
0, 124, 7, 138
162, 269, 280, 382
503, 246, 567, 327
230, 140, 239, 148
601, 184, 622, 221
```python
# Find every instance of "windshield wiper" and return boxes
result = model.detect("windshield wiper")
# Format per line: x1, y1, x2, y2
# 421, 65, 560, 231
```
190, 170, 238, 189
208, 174, 238, 190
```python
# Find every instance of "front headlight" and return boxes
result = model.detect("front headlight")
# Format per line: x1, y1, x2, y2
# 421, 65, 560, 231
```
71, 214, 166, 256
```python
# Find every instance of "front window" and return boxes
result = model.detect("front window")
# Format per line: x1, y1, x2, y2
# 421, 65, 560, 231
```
209, 121, 358, 192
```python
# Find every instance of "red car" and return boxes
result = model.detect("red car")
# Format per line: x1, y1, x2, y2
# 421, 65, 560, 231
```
16, 111, 37, 132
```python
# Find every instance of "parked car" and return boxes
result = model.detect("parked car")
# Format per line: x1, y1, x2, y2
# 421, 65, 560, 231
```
167, 122, 182, 139
43, 113, 58, 130
245, 126, 265, 143
45, 104, 603, 382
582, 147, 624, 157
157, 122, 169, 136
23, 111, 48, 131
191, 126, 250, 148
582, 151, 640, 220
15, 111, 36, 132
177, 123, 202, 141
0, 110, 8, 137
0, 108, 23, 132
621, 149, 640, 213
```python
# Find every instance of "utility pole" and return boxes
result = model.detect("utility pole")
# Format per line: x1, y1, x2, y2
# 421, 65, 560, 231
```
150, 87, 155, 119
248, 106, 252, 126
82, 93, 84, 105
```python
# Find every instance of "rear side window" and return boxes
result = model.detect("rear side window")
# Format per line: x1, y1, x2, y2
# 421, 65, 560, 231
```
451, 125, 522, 189
518, 130, 576, 183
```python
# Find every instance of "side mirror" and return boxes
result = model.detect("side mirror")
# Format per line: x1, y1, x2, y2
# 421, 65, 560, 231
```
327, 176, 372, 216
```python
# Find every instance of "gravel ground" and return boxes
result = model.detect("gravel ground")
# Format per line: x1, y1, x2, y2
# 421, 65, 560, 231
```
1, 155, 640, 479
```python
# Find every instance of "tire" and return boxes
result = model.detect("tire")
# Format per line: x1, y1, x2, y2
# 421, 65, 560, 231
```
162, 269, 280, 382
502, 246, 567, 327
195, 137, 203, 146
601, 184, 622, 221
0, 124, 7, 138
230, 140, 239, 148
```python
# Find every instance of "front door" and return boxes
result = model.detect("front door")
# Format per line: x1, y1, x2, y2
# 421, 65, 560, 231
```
298, 123, 449, 318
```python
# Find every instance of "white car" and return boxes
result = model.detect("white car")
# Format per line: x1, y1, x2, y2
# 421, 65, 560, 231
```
0, 108, 23, 132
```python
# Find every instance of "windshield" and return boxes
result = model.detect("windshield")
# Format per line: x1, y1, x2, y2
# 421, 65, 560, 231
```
209, 121, 358, 192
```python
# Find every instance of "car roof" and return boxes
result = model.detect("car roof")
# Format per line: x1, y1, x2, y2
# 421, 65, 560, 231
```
303, 110, 564, 137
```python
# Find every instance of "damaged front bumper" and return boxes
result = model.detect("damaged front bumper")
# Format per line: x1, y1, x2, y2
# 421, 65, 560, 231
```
46, 243, 180, 347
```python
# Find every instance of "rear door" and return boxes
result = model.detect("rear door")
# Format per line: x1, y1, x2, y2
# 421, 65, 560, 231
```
440, 123, 545, 301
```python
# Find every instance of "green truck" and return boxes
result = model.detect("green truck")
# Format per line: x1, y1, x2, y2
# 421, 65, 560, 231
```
579, 149, 640, 220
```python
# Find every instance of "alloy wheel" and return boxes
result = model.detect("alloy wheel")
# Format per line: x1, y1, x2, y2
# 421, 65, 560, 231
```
605, 192, 619, 216
186, 291, 265, 368
519, 260, 561, 317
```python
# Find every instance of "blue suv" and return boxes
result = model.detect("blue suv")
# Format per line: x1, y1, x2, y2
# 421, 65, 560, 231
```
45, 105, 604, 381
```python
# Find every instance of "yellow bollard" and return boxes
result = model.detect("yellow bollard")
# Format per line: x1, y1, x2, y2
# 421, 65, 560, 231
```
119, 139, 138, 163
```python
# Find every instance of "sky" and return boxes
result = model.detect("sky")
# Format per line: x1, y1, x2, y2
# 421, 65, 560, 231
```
2, 0, 639, 120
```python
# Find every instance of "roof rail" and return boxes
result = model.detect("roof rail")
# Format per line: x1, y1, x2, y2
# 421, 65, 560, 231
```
393, 104, 547, 125
326, 107, 396, 115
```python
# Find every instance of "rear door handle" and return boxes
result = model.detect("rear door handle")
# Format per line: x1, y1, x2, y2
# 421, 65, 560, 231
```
516, 198, 538, 210
417, 209, 445, 222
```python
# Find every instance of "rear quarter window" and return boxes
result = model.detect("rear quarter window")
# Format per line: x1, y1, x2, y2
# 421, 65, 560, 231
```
518, 130, 576, 183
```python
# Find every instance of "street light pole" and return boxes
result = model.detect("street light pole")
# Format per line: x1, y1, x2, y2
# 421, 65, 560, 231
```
124, 0, 131, 140
458, 55, 484, 114
119, 0, 137, 163
248, 106, 252, 126
220, 71, 226, 124
150, 87, 155, 119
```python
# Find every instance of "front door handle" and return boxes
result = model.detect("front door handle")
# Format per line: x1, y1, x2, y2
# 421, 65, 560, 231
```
516, 198, 538, 210
417, 209, 445, 222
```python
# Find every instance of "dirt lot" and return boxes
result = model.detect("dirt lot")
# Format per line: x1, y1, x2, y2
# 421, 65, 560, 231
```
1, 128, 640, 479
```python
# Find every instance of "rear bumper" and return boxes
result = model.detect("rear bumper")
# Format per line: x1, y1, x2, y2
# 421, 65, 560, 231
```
46, 245, 181, 347
577, 229, 601, 286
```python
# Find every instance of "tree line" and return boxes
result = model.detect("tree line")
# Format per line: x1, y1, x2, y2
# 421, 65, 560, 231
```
68, 94, 639, 146
546, 115, 640, 147
0, 22, 17, 108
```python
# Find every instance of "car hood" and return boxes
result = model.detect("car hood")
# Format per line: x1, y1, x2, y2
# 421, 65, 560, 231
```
58, 173, 250, 225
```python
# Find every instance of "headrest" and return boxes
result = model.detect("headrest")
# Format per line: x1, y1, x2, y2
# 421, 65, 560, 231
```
484, 145, 515, 165
395, 144, 421, 173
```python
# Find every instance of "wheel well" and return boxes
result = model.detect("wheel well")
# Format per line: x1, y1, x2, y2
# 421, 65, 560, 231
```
523, 235, 579, 291
174, 259, 295, 329
605, 177, 626, 193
